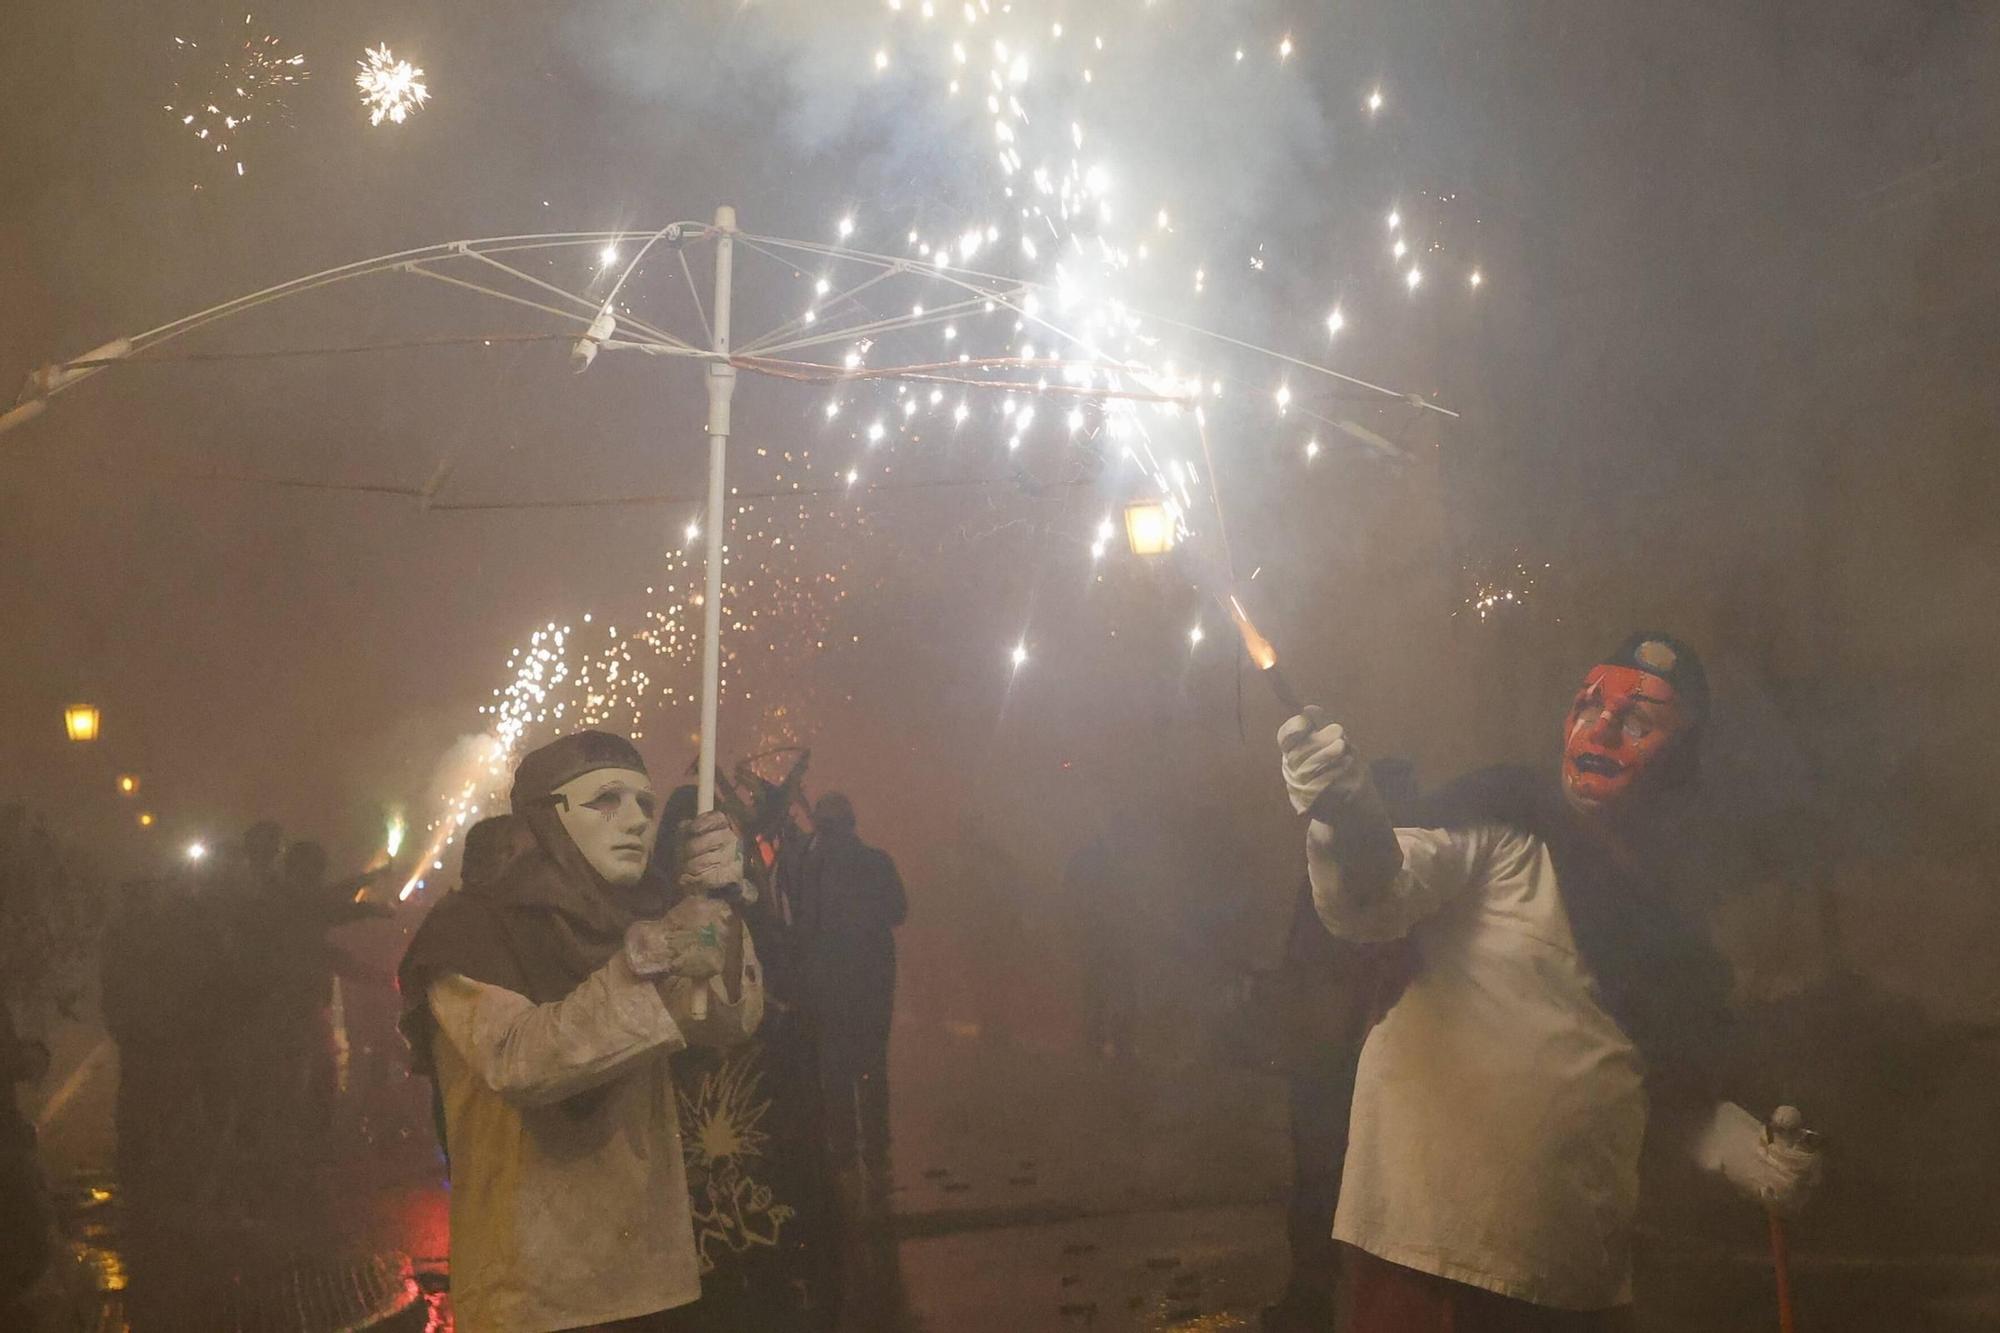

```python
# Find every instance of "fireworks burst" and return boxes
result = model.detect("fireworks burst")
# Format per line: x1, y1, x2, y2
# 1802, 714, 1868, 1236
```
356, 44, 430, 126
397, 439, 862, 895
163, 15, 308, 180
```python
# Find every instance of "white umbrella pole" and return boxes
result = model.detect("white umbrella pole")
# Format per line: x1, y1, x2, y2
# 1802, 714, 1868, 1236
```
697, 205, 737, 816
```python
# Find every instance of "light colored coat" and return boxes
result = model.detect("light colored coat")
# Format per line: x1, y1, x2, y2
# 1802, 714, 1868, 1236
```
429, 941, 763, 1332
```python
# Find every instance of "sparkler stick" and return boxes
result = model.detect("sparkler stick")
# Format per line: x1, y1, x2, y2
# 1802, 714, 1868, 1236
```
1226, 594, 1306, 715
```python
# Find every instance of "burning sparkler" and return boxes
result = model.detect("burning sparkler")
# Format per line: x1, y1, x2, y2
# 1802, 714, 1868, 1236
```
163, 15, 307, 180
1228, 595, 1305, 714
356, 44, 429, 127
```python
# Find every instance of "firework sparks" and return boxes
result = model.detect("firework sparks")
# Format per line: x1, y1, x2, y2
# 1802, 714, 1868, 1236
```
163, 15, 308, 180
356, 44, 430, 126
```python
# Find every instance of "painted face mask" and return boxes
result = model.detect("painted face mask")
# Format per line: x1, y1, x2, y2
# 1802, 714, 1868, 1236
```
551, 767, 661, 886
1560, 664, 1688, 816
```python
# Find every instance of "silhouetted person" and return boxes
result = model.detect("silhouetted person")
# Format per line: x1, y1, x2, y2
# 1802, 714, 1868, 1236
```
0, 992, 52, 1320
794, 793, 906, 1196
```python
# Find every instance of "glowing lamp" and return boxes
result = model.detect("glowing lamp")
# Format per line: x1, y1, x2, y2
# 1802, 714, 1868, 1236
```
137, 812, 155, 829
1121, 500, 1176, 556
64, 704, 101, 743
117, 774, 140, 796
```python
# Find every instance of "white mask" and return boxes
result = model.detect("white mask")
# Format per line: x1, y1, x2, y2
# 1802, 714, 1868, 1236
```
551, 767, 660, 886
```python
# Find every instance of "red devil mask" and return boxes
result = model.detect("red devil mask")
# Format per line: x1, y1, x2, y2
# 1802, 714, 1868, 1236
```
1560, 664, 1691, 817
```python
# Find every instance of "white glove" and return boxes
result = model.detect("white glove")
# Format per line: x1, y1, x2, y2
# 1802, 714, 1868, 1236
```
675, 810, 745, 894
624, 896, 735, 980
1694, 1101, 1823, 1218
1277, 706, 1367, 816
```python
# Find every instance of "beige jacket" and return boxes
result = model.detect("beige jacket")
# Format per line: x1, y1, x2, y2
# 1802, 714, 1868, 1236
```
429, 938, 763, 1332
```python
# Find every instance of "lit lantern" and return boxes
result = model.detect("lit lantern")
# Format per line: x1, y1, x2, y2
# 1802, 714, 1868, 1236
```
117, 774, 140, 796
1121, 499, 1176, 556
137, 812, 156, 829
64, 704, 101, 743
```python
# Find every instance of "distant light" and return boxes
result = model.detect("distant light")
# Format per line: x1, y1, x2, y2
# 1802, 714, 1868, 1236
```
815, 277, 831, 295
845, 468, 860, 486
953, 402, 970, 425
1367, 88, 1384, 113
1067, 408, 1085, 433
1305, 438, 1321, 461
837, 216, 855, 239
1326, 306, 1345, 336
684, 520, 701, 543
64, 703, 100, 743
1189, 625, 1205, 646
185, 841, 208, 863
137, 812, 156, 829
1387, 210, 1401, 229
1010, 642, 1029, 669
874, 49, 890, 71
1469, 269, 1484, 288
599, 245, 619, 267
117, 774, 139, 796
1406, 267, 1423, 290
1122, 499, 1176, 556
1278, 35, 1294, 60
1392, 238, 1407, 259
1274, 384, 1292, 412
867, 420, 886, 443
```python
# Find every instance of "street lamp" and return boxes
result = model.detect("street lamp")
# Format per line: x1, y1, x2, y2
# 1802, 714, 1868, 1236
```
64, 703, 101, 743
1121, 499, 1176, 556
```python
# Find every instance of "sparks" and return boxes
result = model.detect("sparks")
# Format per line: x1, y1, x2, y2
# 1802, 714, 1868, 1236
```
164, 16, 309, 179
356, 44, 429, 126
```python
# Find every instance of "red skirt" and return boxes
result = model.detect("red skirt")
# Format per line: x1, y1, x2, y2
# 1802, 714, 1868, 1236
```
1340, 1245, 1636, 1333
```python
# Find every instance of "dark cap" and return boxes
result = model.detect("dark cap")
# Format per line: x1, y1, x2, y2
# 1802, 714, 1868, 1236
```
1601, 631, 1709, 722
509, 730, 648, 813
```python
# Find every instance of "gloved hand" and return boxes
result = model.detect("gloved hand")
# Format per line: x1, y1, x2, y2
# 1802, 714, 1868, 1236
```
624, 896, 736, 981
675, 810, 745, 894
1277, 706, 1367, 816
1694, 1101, 1823, 1218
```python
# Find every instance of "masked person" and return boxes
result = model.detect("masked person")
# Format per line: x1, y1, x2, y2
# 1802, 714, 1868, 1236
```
1277, 634, 1821, 1331
399, 731, 764, 1333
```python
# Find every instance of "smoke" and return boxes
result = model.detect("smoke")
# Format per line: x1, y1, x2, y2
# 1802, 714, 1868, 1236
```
399, 731, 509, 899
563, 0, 1343, 310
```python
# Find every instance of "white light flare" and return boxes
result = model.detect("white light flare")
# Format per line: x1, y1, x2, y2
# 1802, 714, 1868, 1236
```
356, 44, 429, 126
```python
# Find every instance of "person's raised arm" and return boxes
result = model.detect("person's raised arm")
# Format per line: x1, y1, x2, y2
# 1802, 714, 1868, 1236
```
428, 945, 686, 1109
1278, 707, 1482, 942
629, 896, 766, 1048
